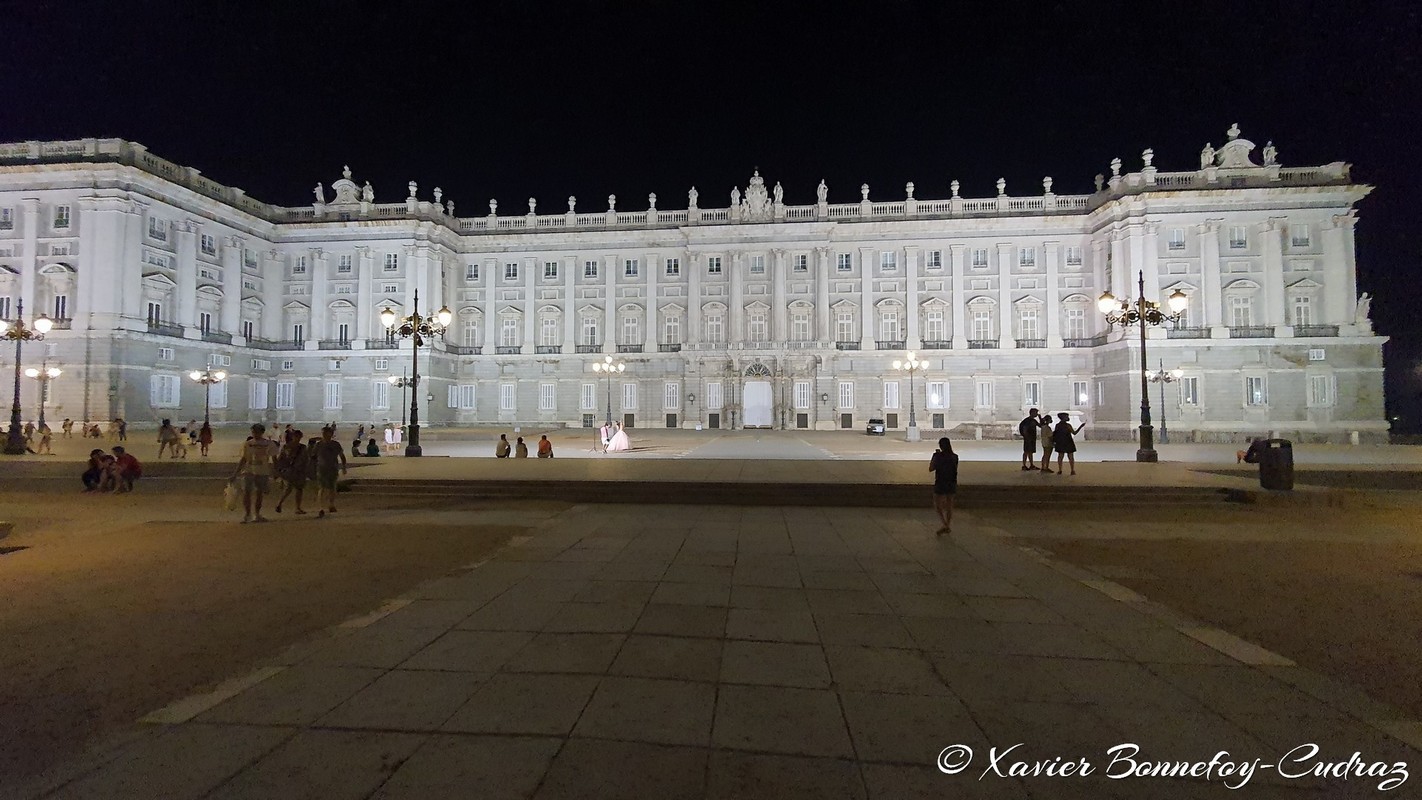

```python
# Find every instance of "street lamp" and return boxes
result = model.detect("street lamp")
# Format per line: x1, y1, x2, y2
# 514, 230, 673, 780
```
1147, 360, 1185, 445
1098, 270, 1188, 462
380, 288, 453, 457
891, 351, 924, 442
591, 355, 625, 427
24, 362, 63, 430
387, 372, 414, 428
188, 369, 227, 427
3, 300, 54, 455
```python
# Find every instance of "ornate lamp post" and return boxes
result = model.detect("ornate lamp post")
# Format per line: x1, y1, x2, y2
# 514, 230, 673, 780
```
24, 362, 62, 430
387, 372, 414, 428
3, 300, 54, 454
1098, 271, 1188, 462
1147, 360, 1185, 445
380, 289, 453, 457
591, 355, 625, 427
188, 368, 227, 427
892, 351, 924, 442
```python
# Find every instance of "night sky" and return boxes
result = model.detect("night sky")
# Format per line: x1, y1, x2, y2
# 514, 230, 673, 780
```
5, 1, 1420, 425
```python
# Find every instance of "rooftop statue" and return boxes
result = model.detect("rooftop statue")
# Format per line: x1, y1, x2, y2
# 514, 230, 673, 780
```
816, 179, 827, 203
1201, 143, 1216, 169
362, 182, 373, 202
1263, 141, 1278, 166
313, 182, 325, 204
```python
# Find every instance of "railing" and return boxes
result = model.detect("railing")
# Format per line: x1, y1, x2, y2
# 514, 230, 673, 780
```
1063, 334, 1110, 348
446, 344, 481, 355
201, 330, 233, 344
364, 338, 400, 349
48, 318, 73, 330
617, 344, 643, 353
1294, 324, 1339, 337
535, 345, 562, 354
658, 343, 682, 352
493, 345, 520, 355
835, 341, 861, 351
1230, 326, 1275, 339
1014, 339, 1046, 349
318, 340, 352, 350
576, 344, 601, 354
920, 340, 952, 350
147, 321, 185, 338
248, 338, 304, 351
967, 339, 999, 349
875, 340, 906, 351
1167, 327, 1211, 339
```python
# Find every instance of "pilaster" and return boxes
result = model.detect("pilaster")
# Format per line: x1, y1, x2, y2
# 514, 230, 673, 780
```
563, 255, 577, 349
730, 252, 745, 346
1139, 223, 1160, 305
603, 254, 616, 353
949, 244, 967, 348
771, 249, 787, 343
310, 247, 329, 340
1044, 241, 1062, 347
356, 247, 373, 339
1321, 216, 1348, 324
523, 255, 536, 354
1199, 221, 1223, 328
858, 247, 874, 346
261, 249, 283, 340
688, 252, 703, 347
995, 242, 1011, 346
174, 220, 200, 330
219, 234, 241, 339
1260, 219, 1286, 327
904, 246, 920, 348
644, 250, 659, 350
814, 248, 831, 342
20, 199, 39, 314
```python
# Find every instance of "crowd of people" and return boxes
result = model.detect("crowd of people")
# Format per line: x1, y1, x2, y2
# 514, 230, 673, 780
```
1017, 408, 1086, 475
232, 423, 348, 522
495, 433, 555, 458
81, 446, 143, 493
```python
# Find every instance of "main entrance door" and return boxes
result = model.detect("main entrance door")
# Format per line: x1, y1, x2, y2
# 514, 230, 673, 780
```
743, 381, 773, 428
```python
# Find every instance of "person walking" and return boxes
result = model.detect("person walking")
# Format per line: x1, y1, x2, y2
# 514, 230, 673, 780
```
1017, 409, 1040, 470
598, 422, 611, 454
537, 434, 553, 458
273, 430, 309, 515
312, 426, 348, 518
356, 423, 366, 444
515, 436, 529, 458
117, 418, 127, 442
198, 423, 213, 457
188, 421, 199, 446
23, 420, 35, 444
157, 419, 181, 459
929, 436, 959, 535
36, 422, 53, 455
62, 418, 74, 438
1052, 412, 1086, 476
1038, 412, 1055, 473
495, 434, 511, 458
233, 423, 277, 523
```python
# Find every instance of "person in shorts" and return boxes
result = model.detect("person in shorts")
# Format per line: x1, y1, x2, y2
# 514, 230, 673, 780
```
233, 423, 277, 523
929, 436, 959, 535
1018, 408, 1040, 470
312, 425, 348, 518
273, 429, 309, 515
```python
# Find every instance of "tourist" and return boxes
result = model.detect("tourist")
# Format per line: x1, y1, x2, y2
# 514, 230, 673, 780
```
312, 426, 348, 518
87, 422, 102, 438
383, 423, 400, 455
233, 423, 277, 522
273, 429, 309, 514
36, 422, 53, 455
111, 446, 142, 492
356, 423, 366, 444
1018, 409, 1039, 470
23, 420, 35, 443
495, 434, 511, 458
188, 421, 199, 445
1052, 412, 1086, 476
598, 422, 611, 454
81, 449, 108, 491
515, 436, 528, 458
607, 421, 631, 452
350, 432, 362, 458
929, 436, 959, 535
157, 419, 183, 458
537, 434, 553, 458
1038, 412, 1055, 473
198, 423, 213, 456
172, 429, 189, 458
1237, 437, 1264, 464
62, 418, 74, 438
365, 437, 381, 457
117, 418, 127, 441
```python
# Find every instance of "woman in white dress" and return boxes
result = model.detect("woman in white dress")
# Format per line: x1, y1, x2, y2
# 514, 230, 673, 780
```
606, 421, 631, 452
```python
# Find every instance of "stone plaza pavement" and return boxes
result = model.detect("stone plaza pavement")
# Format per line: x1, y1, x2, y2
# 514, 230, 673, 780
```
9, 504, 1420, 799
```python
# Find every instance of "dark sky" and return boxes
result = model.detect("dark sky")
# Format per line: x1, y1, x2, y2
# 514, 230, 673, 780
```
5, 0, 1421, 422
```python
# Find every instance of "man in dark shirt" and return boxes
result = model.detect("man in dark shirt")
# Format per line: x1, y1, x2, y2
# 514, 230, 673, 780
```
312, 426, 348, 518
1018, 408, 1040, 471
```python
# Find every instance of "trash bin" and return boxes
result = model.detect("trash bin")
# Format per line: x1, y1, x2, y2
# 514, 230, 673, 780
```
1258, 438, 1294, 491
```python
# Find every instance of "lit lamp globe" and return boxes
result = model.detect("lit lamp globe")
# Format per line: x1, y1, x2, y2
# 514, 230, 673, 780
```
34, 314, 53, 334
214, 371, 226, 381
379, 306, 397, 329
1167, 289, 1189, 313
1170, 368, 1185, 380
436, 306, 453, 327
189, 370, 203, 381
1097, 291, 1119, 314
387, 375, 400, 386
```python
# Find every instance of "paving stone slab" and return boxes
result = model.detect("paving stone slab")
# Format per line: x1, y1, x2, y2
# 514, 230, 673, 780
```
713, 684, 854, 758
648, 581, 731, 607
572, 580, 657, 604
376, 599, 484, 629
301, 625, 448, 669
728, 585, 810, 611
316, 670, 487, 731
572, 676, 716, 746
705, 751, 867, 800
607, 634, 722, 682
813, 612, 916, 648
532, 739, 708, 800
455, 599, 566, 632
540, 602, 645, 633
371, 735, 560, 800
725, 608, 820, 643
399, 630, 535, 672
441, 674, 599, 735
632, 604, 728, 639
504, 632, 627, 674
824, 646, 952, 696
839, 690, 981, 764
720, 640, 832, 689
204, 729, 424, 800
197, 666, 384, 726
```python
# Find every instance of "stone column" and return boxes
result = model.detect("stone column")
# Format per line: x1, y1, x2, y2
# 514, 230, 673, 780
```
1199, 222, 1223, 328
523, 256, 536, 353
1339, 211, 1359, 324
355, 246, 373, 340
563, 256, 577, 350
119, 206, 144, 327
995, 243, 1012, 346
1044, 241, 1062, 347
310, 248, 329, 341
815, 248, 831, 341
20, 199, 38, 314
603, 254, 616, 353
77, 197, 128, 331
730, 252, 745, 346
1260, 219, 1287, 327
904, 246, 920, 348
858, 247, 875, 346
174, 221, 199, 331
220, 236, 242, 340
644, 250, 658, 351
771, 249, 787, 344
688, 252, 702, 347
1109, 230, 1128, 298
261, 250, 283, 340
482, 258, 497, 351
949, 244, 967, 348
1321, 215, 1348, 324
1140, 223, 1161, 304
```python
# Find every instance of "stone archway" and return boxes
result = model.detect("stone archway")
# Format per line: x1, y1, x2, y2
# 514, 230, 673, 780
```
742, 363, 773, 428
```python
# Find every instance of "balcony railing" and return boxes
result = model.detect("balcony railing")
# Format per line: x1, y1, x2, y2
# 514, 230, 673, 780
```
1063, 334, 1110, 348
248, 338, 304, 351
147, 321, 185, 338
201, 330, 233, 344
365, 338, 400, 350
48, 318, 73, 330
495, 345, 521, 355
835, 341, 861, 351
1294, 324, 1339, 338
617, 344, 643, 353
446, 344, 481, 355
1230, 326, 1275, 339
920, 340, 952, 350
875, 340, 906, 351
967, 339, 999, 350
659, 343, 682, 352
1167, 327, 1211, 339
535, 345, 562, 354
576, 344, 601, 354
1014, 338, 1046, 349
318, 340, 352, 350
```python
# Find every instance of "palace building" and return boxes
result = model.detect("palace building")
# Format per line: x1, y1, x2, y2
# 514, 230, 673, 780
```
0, 126, 1384, 440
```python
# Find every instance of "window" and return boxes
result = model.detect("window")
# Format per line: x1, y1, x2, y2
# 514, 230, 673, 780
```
924, 309, 945, 342
250, 380, 269, 409
622, 382, 638, 410
200, 234, 216, 255
541, 316, 559, 346
664, 381, 680, 409
707, 381, 723, 409
878, 251, 897, 272
927, 381, 946, 409
52, 205, 71, 229
971, 308, 993, 340
883, 380, 900, 409
1018, 308, 1040, 340
1181, 376, 1199, 405
582, 316, 600, 346
544, 261, 559, 280
1309, 348, 1326, 362
1071, 380, 1089, 408
748, 312, 767, 342
147, 302, 163, 325
243, 279, 257, 291
665, 257, 680, 276
209, 380, 228, 409
1290, 224, 1311, 248
924, 250, 943, 270
53, 294, 69, 320
466, 263, 480, 280
623, 259, 639, 277
338, 254, 352, 273
1168, 228, 1186, 250
793, 254, 808, 272
584, 260, 598, 278
336, 322, 351, 344
456, 384, 477, 410
1308, 374, 1334, 407
1023, 380, 1041, 407
1245, 376, 1267, 406
540, 383, 556, 411
275, 380, 295, 409
292, 323, 305, 345
1065, 307, 1086, 340
622, 314, 640, 344
51, 243, 71, 256
504, 262, 519, 281
1291, 295, 1313, 326
251, 357, 271, 370
329, 359, 342, 371
707, 256, 722, 275
198, 267, 220, 281
705, 313, 724, 343
879, 310, 900, 342
663, 314, 680, 344
374, 357, 389, 371
0, 296, 9, 318
197, 311, 212, 334
293, 256, 307, 274
750, 255, 765, 274
1018, 248, 1035, 268
975, 379, 994, 408
1229, 296, 1254, 328
382, 283, 399, 293
462, 320, 481, 346
1097, 380, 1105, 406
384, 253, 399, 271
499, 383, 515, 411
835, 311, 855, 342
157, 346, 174, 361
319, 381, 340, 410
836, 253, 852, 271
791, 310, 811, 341
281, 359, 295, 371
0, 208, 11, 230
971, 248, 989, 269
500, 318, 519, 347
838, 381, 854, 409
209, 353, 231, 368
581, 383, 596, 410
794, 380, 811, 410
1065, 246, 1083, 266
1228, 226, 1248, 249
